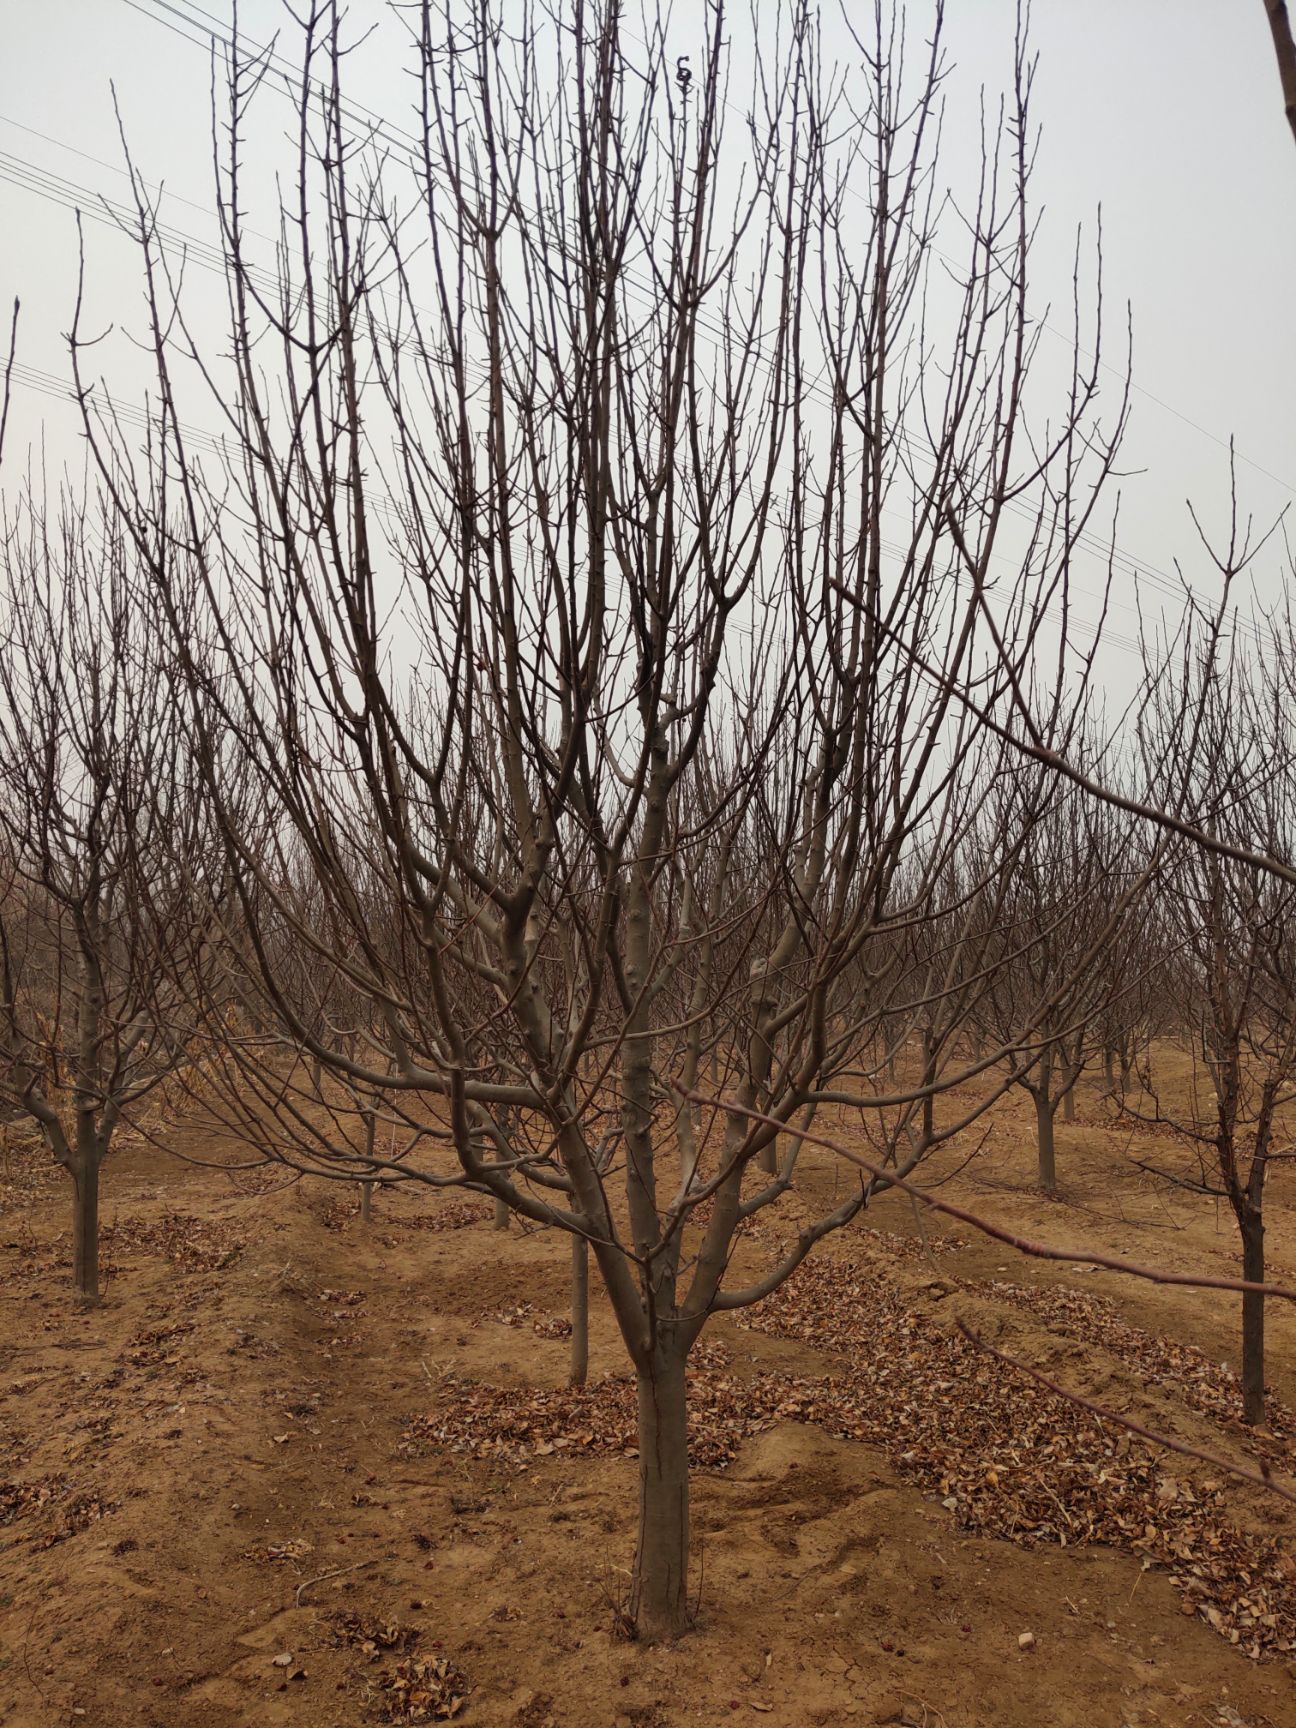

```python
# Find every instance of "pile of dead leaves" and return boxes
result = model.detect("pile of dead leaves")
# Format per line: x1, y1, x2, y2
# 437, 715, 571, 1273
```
739, 1246, 1296, 1659
0, 1474, 119, 1549
99, 1210, 246, 1273
388, 1202, 492, 1233
0, 1126, 61, 1208
326, 1611, 418, 1660
980, 1277, 1293, 1448
373, 1653, 469, 1723
531, 1316, 573, 1339
405, 1369, 773, 1470
409, 1237, 1296, 1659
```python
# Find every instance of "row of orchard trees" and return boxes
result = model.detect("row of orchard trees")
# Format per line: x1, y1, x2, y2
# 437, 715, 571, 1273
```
2, 0, 1295, 1638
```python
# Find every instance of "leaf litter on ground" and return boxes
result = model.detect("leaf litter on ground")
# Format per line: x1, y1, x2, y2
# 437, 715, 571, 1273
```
406, 1232, 1295, 1660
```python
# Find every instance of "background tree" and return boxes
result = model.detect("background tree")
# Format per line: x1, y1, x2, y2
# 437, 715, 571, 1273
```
968, 764, 1145, 1193
1128, 614, 1296, 1425
0, 490, 216, 1302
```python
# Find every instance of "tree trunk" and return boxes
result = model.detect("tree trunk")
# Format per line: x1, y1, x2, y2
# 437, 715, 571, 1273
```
494, 1106, 512, 1229
757, 1139, 777, 1175
360, 1108, 375, 1221
1240, 1214, 1266, 1426
631, 1348, 690, 1639
570, 1233, 589, 1388
1033, 1086, 1057, 1196
72, 1157, 100, 1304
920, 1025, 936, 1145
1060, 1082, 1076, 1123
1103, 1046, 1115, 1092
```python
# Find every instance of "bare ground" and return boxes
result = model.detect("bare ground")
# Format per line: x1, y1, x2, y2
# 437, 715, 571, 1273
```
2, 1066, 1296, 1728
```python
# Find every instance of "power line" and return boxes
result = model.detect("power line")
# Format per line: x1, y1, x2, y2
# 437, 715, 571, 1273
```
103, 0, 1279, 637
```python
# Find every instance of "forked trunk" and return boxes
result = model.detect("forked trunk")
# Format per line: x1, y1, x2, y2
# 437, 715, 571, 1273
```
570, 1234, 589, 1388
1241, 1215, 1266, 1426
632, 1348, 690, 1639
72, 1157, 100, 1304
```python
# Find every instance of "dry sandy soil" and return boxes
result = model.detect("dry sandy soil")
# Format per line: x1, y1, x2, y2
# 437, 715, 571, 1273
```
2, 1062, 1296, 1728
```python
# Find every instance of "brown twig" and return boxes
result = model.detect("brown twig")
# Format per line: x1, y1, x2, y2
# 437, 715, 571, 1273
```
294, 1558, 376, 1607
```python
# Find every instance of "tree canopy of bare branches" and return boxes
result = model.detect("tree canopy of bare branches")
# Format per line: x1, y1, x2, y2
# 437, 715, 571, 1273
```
78, 0, 1155, 1633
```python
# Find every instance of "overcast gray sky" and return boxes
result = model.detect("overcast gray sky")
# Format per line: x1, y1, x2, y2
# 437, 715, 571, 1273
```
2, 0, 1294, 668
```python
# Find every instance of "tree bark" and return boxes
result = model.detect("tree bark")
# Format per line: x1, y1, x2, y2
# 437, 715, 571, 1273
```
631, 1348, 690, 1638
1060, 1082, 1076, 1123
360, 1107, 375, 1221
1033, 1083, 1057, 1196
72, 1157, 100, 1304
570, 1233, 589, 1388
1103, 1046, 1115, 1092
494, 1106, 512, 1229
1240, 1212, 1266, 1425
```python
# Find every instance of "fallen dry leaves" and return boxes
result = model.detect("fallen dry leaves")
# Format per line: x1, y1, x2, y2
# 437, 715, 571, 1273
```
99, 1211, 247, 1273
373, 1653, 469, 1722
409, 1235, 1296, 1661
0, 1474, 119, 1548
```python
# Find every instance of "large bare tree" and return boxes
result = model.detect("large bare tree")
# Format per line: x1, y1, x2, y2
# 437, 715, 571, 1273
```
80, 0, 1142, 1633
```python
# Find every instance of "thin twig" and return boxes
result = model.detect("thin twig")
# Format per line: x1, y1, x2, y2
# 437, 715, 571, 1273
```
294, 1558, 376, 1607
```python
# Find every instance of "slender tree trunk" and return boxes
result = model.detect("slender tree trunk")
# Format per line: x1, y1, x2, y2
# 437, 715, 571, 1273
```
360, 1107, 375, 1222
72, 1156, 100, 1304
920, 1025, 936, 1145
1032, 1077, 1057, 1196
1103, 1046, 1115, 1091
632, 1347, 690, 1639
494, 1105, 512, 1230
1240, 1212, 1266, 1426
1060, 1082, 1076, 1123
570, 1233, 589, 1388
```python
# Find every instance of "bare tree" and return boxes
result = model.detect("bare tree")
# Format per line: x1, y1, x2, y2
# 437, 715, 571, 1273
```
1126, 607, 1296, 1426
0, 489, 215, 1302
83, 0, 1140, 1634
967, 763, 1150, 1193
